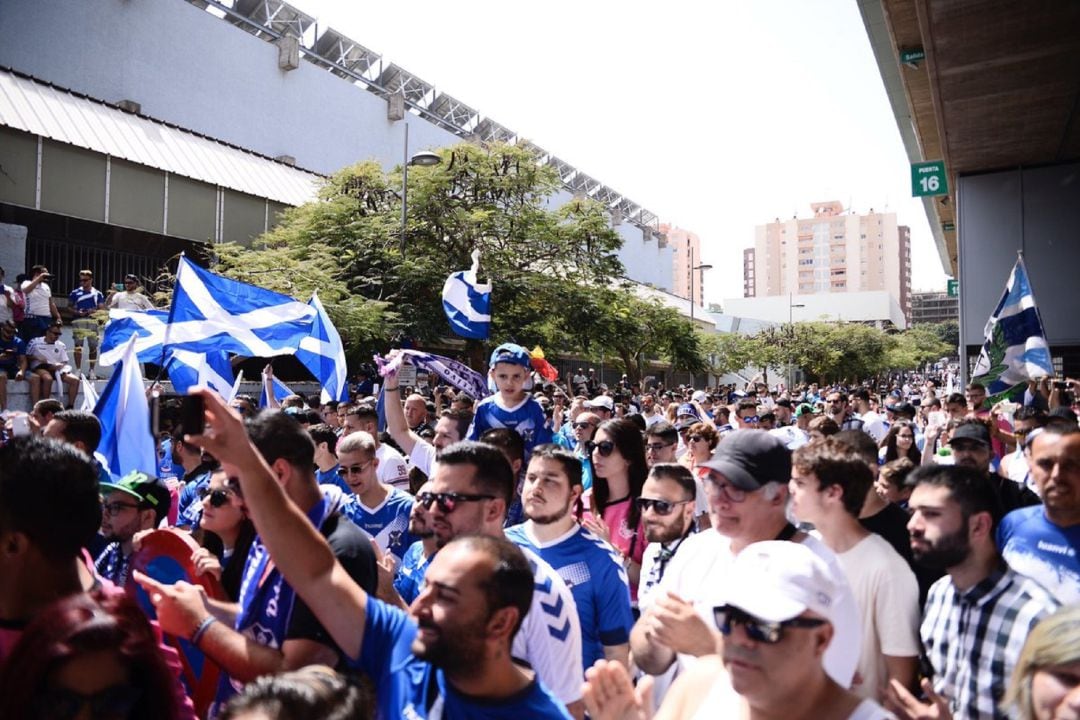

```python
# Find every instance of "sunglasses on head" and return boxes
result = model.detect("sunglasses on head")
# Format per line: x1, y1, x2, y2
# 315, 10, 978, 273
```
586, 440, 616, 457
636, 497, 692, 515
416, 491, 495, 514
712, 604, 826, 644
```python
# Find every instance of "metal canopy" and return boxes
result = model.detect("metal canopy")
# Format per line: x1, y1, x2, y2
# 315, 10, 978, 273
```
187, 0, 660, 234
859, 0, 1080, 276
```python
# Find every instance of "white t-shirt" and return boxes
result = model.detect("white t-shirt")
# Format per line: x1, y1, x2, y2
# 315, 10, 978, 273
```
514, 546, 584, 705
375, 443, 410, 490
407, 439, 437, 478
21, 280, 52, 317
0, 285, 13, 324
107, 291, 154, 311
26, 337, 70, 369
834, 533, 921, 700
657, 528, 862, 688
859, 411, 888, 444
689, 673, 895, 720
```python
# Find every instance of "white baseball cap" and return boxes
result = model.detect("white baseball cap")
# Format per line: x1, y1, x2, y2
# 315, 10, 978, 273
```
692, 390, 709, 403
585, 395, 614, 412
716, 541, 837, 623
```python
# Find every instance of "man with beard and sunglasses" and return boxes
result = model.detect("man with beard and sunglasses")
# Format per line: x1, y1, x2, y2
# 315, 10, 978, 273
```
391, 480, 438, 606
887, 465, 1059, 720
505, 444, 634, 671
583, 541, 890, 720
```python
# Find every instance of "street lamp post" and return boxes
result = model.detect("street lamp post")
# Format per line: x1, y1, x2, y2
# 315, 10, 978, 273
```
788, 292, 806, 389
688, 243, 713, 324
399, 122, 442, 256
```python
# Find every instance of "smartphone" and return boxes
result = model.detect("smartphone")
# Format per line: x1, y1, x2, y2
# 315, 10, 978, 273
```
149, 392, 161, 437
1054, 381, 1068, 391
11, 414, 30, 437
179, 395, 205, 436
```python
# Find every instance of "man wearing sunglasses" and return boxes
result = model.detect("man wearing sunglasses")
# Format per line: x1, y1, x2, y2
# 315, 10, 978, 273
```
505, 444, 634, 673
584, 541, 889, 720
95, 470, 171, 587
337, 431, 418, 562
630, 431, 860, 707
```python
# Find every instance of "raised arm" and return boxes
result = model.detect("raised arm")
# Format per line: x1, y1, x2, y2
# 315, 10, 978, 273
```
383, 382, 420, 456
185, 388, 369, 659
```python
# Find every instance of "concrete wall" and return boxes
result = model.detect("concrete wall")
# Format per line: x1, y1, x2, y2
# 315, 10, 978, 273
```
0, 0, 676, 292
957, 162, 1080, 346
0, 0, 460, 176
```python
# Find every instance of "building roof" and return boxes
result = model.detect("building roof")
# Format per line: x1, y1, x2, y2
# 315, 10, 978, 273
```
0, 67, 321, 207
857, 0, 1080, 276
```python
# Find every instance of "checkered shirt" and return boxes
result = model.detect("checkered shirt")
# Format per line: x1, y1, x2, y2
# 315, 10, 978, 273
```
921, 565, 1059, 720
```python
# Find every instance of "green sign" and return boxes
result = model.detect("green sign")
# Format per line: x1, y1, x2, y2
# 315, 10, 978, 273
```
947, 279, 959, 297
912, 161, 948, 197
900, 48, 926, 65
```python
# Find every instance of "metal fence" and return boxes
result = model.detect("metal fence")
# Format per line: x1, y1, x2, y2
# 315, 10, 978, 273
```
26, 238, 177, 303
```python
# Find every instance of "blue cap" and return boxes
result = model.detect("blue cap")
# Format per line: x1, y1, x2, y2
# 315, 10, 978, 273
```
677, 403, 701, 420
488, 343, 531, 370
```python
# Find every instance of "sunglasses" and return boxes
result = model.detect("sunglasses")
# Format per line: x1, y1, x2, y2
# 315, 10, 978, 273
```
713, 605, 827, 644
739, 416, 760, 423
573, 421, 597, 430
586, 440, 616, 457
338, 462, 373, 477
636, 497, 692, 516
646, 442, 674, 452
198, 487, 234, 508
687, 435, 706, 443
101, 501, 140, 516
35, 684, 141, 720
416, 491, 495, 514
705, 477, 748, 503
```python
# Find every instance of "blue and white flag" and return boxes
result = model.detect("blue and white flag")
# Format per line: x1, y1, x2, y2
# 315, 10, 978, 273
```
165, 255, 316, 358
971, 256, 1053, 401
99, 309, 169, 366
260, 375, 298, 408
166, 349, 234, 398
441, 249, 491, 340
376, 348, 490, 400
297, 292, 349, 404
93, 336, 157, 480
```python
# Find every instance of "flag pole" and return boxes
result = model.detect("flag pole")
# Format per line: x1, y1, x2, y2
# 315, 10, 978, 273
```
153, 252, 186, 384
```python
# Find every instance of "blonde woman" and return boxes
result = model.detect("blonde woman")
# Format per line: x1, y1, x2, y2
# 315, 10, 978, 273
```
1004, 605, 1080, 720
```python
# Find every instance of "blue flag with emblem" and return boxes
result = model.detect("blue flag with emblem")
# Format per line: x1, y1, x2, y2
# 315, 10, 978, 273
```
93, 336, 157, 480
971, 255, 1053, 401
441, 249, 491, 340
296, 291, 349, 404
164, 255, 316, 358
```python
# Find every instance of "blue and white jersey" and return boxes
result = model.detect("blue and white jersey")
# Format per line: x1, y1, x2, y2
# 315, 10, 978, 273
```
176, 469, 212, 528
393, 540, 431, 605
467, 395, 553, 456
506, 523, 633, 669
68, 285, 104, 314
998, 505, 1080, 605
340, 487, 418, 561
514, 546, 583, 706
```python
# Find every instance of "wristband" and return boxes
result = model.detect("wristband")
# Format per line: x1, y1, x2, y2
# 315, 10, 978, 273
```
384, 385, 400, 392
191, 615, 217, 647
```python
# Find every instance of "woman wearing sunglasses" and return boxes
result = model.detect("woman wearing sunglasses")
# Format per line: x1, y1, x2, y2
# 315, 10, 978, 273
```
581, 418, 648, 602
194, 469, 256, 601
0, 589, 181, 720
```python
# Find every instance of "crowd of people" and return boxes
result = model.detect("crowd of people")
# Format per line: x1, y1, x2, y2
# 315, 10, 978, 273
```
1, 334, 1079, 720
0, 264, 157, 412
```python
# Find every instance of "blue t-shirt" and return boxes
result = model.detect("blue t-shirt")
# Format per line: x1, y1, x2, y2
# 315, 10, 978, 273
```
340, 487, 419, 561
467, 395, 553, 457
68, 286, 104, 314
505, 523, 633, 669
355, 597, 572, 720
0, 335, 25, 371
176, 468, 213, 528
394, 540, 431, 605
998, 505, 1080, 605
316, 463, 353, 496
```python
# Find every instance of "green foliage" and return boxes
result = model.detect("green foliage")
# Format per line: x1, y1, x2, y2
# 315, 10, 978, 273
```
884, 326, 953, 371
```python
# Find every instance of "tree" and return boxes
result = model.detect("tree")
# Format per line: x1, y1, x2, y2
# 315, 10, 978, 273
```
884, 326, 953, 371
247, 143, 627, 364
699, 331, 762, 379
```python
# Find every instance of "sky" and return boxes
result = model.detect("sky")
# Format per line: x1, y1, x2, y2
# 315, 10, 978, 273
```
290, 0, 949, 305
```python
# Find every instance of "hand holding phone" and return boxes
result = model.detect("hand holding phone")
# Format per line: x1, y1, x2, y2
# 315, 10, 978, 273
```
180, 395, 205, 437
